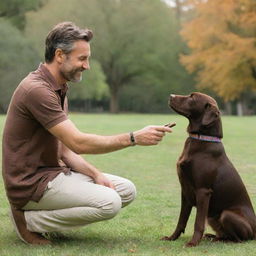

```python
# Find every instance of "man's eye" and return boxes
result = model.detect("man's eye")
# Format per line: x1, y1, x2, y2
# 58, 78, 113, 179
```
79, 56, 88, 61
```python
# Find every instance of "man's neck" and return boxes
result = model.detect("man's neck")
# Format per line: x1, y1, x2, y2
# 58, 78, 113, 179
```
44, 62, 66, 86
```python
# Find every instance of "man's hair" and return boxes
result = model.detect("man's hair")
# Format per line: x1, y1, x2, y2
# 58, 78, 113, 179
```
45, 22, 93, 63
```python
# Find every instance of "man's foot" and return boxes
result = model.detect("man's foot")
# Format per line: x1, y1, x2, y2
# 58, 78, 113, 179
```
10, 206, 51, 245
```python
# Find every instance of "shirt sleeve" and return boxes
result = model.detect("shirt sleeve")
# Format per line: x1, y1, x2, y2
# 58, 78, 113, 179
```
25, 85, 68, 129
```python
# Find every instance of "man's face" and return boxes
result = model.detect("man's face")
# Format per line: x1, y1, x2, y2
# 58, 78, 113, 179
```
60, 40, 91, 83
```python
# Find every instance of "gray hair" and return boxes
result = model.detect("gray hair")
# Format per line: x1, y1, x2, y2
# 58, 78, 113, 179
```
45, 22, 93, 63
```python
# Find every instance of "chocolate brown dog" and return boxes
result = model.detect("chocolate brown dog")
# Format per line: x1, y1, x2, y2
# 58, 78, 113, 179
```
162, 92, 256, 247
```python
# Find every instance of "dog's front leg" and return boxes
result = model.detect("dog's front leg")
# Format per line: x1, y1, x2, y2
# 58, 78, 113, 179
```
186, 188, 212, 247
162, 192, 192, 241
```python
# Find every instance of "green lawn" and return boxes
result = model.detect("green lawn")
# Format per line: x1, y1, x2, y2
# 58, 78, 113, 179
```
0, 113, 256, 256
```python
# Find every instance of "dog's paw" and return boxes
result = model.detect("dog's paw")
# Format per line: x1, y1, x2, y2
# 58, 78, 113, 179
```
161, 236, 172, 241
161, 235, 178, 241
185, 241, 197, 247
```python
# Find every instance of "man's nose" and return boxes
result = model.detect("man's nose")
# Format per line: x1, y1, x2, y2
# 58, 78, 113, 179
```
82, 61, 90, 70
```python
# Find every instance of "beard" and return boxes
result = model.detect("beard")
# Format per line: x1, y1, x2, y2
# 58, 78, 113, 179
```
60, 64, 84, 83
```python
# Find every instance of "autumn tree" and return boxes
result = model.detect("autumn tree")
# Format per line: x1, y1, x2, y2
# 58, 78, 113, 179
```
180, 0, 256, 112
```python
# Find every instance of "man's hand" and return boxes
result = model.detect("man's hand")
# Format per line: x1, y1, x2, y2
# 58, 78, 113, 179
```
133, 125, 173, 146
94, 172, 115, 189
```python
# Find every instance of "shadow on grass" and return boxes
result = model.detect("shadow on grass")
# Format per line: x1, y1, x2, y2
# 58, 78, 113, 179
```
2, 228, 189, 247
1, 227, 256, 256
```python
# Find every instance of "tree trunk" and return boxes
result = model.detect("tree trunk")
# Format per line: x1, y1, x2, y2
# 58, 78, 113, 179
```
175, 0, 181, 25
225, 101, 232, 115
236, 101, 243, 116
110, 89, 119, 113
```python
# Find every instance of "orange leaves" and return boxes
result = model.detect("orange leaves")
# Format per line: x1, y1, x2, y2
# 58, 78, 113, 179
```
180, 0, 256, 101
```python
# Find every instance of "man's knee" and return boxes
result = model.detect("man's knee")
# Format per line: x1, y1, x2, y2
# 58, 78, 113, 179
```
120, 179, 137, 207
100, 191, 122, 220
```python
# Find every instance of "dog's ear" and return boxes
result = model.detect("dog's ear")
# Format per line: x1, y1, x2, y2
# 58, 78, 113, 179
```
202, 103, 220, 126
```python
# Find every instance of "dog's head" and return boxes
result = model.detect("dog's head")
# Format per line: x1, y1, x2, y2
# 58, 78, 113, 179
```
169, 92, 223, 138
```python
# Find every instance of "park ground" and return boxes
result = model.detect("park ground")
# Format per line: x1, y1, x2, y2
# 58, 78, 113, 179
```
0, 113, 256, 256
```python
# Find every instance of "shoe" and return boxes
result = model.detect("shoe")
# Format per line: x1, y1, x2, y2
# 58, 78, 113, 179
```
10, 206, 51, 245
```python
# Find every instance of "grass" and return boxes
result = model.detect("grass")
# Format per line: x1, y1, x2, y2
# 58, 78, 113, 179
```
0, 113, 256, 256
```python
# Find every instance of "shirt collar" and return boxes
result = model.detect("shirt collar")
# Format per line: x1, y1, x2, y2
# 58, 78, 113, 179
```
38, 63, 68, 94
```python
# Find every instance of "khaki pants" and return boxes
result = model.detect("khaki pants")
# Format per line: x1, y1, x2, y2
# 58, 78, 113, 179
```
22, 171, 136, 233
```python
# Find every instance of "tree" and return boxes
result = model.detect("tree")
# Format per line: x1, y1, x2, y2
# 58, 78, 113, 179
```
0, 0, 46, 113
180, 0, 256, 104
0, 19, 39, 112
25, 0, 194, 113
0, 0, 45, 30
90, 0, 182, 113
68, 59, 109, 111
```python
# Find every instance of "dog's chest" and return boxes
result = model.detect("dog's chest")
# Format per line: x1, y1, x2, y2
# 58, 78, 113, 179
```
177, 142, 193, 177
176, 142, 198, 204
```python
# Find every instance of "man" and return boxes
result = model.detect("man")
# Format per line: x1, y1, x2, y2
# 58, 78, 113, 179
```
2, 22, 173, 245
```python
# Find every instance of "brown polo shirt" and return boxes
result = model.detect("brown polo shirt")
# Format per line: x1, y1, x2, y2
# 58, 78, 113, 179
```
2, 63, 71, 209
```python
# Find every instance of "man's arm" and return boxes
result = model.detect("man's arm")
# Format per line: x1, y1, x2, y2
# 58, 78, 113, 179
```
48, 119, 172, 154
61, 143, 115, 189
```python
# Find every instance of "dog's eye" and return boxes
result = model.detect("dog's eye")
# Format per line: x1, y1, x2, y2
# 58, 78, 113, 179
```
205, 103, 210, 109
189, 94, 196, 102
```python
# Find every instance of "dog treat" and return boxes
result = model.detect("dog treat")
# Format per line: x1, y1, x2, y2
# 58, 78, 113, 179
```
164, 122, 176, 128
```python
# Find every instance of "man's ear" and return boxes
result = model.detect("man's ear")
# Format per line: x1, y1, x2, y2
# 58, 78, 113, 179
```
55, 48, 65, 64
202, 103, 220, 126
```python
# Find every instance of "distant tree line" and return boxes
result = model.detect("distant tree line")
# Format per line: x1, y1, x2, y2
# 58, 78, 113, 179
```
0, 0, 255, 114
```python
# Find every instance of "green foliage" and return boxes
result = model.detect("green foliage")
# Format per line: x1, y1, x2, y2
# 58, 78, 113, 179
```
68, 60, 109, 101
0, 19, 39, 112
0, 0, 45, 112
0, 0, 45, 30
25, 0, 194, 113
